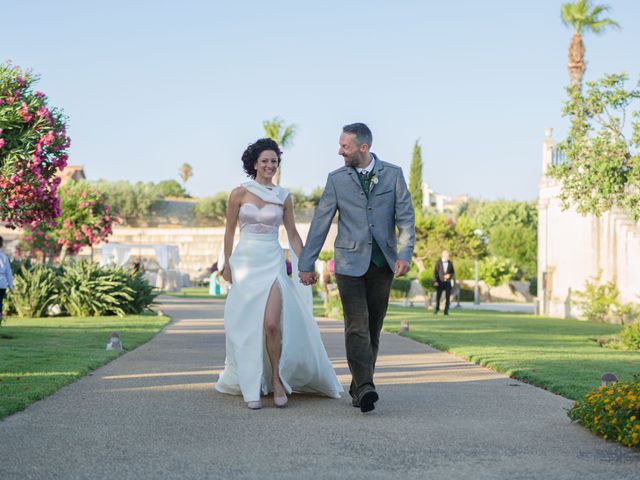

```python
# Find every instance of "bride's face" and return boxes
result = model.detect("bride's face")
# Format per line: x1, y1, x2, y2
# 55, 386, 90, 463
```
254, 150, 279, 182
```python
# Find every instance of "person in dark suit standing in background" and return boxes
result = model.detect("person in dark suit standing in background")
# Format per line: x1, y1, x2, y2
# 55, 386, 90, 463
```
433, 250, 455, 315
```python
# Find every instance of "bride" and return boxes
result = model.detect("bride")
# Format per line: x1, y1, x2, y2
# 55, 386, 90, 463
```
215, 138, 343, 409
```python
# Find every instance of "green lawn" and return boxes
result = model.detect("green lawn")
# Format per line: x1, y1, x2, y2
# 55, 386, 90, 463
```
0, 313, 170, 420
382, 306, 640, 400
162, 287, 226, 299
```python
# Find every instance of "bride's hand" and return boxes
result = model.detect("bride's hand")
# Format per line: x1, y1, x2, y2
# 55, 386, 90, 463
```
221, 265, 232, 283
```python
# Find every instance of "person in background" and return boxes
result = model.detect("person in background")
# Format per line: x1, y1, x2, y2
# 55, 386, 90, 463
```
433, 250, 455, 315
0, 236, 14, 321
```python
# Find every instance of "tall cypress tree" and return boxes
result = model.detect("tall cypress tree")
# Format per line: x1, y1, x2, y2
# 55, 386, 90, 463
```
409, 139, 424, 216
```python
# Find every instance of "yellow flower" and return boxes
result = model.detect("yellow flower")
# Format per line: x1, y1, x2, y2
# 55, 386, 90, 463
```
631, 416, 637, 422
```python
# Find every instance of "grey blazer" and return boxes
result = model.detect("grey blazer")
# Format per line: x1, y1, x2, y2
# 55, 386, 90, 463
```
299, 153, 416, 277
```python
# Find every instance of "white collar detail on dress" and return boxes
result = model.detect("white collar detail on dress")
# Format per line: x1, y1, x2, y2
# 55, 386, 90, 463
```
242, 180, 289, 205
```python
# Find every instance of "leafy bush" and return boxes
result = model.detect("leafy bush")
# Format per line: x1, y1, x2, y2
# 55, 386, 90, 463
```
318, 250, 333, 262
56, 261, 135, 317
390, 277, 412, 300
93, 180, 162, 222
156, 179, 188, 198
574, 274, 620, 322
194, 193, 228, 225
418, 270, 436, 292
323, 285, 343, 320
479, 256, 518, 300
568, 381, 640, 448
121, 268, 158, 314
3, 264, 58, 318
621, 323, 640, 351
2, 261, 156, 319
0, 62, 71, 228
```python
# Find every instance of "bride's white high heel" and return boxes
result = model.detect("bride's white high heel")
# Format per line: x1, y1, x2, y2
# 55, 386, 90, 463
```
274, 394, 288, 408
247, 400, 262, 410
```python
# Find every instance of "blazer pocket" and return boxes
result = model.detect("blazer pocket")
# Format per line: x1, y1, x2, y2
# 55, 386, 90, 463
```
375, 189, 393, 196
335, 240, 356, 250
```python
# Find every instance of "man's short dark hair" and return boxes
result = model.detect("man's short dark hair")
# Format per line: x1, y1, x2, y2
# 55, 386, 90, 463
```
343, 123, 372, 148
0, 236, 3, 247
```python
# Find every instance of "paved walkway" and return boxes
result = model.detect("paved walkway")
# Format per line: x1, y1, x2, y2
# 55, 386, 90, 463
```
390, 300, 536, 314
0, 296, 637, 479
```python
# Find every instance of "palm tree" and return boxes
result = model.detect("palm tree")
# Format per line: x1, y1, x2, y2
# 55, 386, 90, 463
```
561, 0, 619, 90
179, 163, 193, 191
262, 117, 297, 185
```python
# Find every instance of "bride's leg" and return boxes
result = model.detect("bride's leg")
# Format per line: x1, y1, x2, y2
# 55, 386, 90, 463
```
264, 281, 285, 397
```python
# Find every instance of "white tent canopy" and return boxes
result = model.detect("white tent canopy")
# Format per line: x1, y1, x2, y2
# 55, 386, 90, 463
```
101, 243, 187, 291
100, 243, 180, 270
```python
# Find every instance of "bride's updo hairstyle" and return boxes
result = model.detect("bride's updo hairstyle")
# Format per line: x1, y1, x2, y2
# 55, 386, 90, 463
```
242, 138, 282, 179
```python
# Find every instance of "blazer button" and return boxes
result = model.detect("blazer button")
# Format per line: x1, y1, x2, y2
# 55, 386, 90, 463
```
368, 241, 372, 245
369, 224, 374, 228
360, 192, 365, 196
368, 207, 372, 210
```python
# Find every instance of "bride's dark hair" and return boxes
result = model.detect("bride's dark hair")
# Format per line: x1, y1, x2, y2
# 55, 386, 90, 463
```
241, 138, 282, 179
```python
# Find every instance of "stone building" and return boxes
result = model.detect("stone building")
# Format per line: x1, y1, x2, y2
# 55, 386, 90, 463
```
537, 128, 640, 318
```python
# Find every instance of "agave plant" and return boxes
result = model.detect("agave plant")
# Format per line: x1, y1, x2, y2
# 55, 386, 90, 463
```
6, 264, 59, 318
56, 261, 135, 317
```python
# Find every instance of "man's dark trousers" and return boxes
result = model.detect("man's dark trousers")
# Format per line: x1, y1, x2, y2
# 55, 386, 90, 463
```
336, 262, 394, 400
435, 281, 452, 314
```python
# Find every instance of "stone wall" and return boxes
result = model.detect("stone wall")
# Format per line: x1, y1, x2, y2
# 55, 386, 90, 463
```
1, 222, 337, 283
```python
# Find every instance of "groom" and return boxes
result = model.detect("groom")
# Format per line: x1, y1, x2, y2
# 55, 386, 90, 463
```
299, 123, 415, 413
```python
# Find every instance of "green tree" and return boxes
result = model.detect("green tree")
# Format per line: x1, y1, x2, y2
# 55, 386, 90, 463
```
461, 200, 538, 278
93, 180, 162, 223
561, 0, 619, 90
479, 256, 518, 300
262, 117, 297, 185
408, 139, 424, 218
413, 214, 488, 273
156, 179, 188, 198
550, 73, 640, 221
194, 192, 228, 225
179, 163, 193, 190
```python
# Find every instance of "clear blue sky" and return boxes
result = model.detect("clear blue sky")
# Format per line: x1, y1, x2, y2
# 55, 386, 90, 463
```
2, 0, 638, 200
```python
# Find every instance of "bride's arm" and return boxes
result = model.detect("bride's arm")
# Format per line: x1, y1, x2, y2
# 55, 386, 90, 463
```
221, 187, 243, 282
283, 195, 304, 258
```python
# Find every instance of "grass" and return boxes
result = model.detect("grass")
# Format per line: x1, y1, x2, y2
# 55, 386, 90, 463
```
0, 313, 170, 420
381, 305, 640, 400
161, 287, 226, 299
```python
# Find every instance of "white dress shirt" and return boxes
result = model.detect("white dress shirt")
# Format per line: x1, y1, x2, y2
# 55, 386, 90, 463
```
0, 251, 14, 290
356, 156, 375, 176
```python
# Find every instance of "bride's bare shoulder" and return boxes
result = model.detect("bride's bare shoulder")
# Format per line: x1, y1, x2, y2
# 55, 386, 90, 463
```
230, 186, 248, 198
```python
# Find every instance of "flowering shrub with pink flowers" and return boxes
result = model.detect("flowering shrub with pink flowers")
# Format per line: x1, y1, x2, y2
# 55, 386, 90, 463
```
20, 180, 118, 261
0, 62, 70, 228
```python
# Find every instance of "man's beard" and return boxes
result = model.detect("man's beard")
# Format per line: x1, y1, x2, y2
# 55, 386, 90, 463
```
343, 153, 362, 168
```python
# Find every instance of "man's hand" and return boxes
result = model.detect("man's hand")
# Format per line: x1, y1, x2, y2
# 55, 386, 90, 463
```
299, 271, 317, 286
394, 260, 410, 277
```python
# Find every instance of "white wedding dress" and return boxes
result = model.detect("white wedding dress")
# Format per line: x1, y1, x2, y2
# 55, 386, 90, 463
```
215, 181, 343, 402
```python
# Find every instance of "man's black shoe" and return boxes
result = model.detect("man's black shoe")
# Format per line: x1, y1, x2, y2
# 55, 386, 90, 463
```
359, 391, 379, 413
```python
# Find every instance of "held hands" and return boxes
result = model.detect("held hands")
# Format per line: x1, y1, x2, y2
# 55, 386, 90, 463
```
221, 265, 232, 283
394, 259, 410, 277
299, 271, 317, 286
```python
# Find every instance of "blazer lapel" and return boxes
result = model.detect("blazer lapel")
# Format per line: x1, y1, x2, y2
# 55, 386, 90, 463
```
347, 168, 364, 192
369, 153, 384, 194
